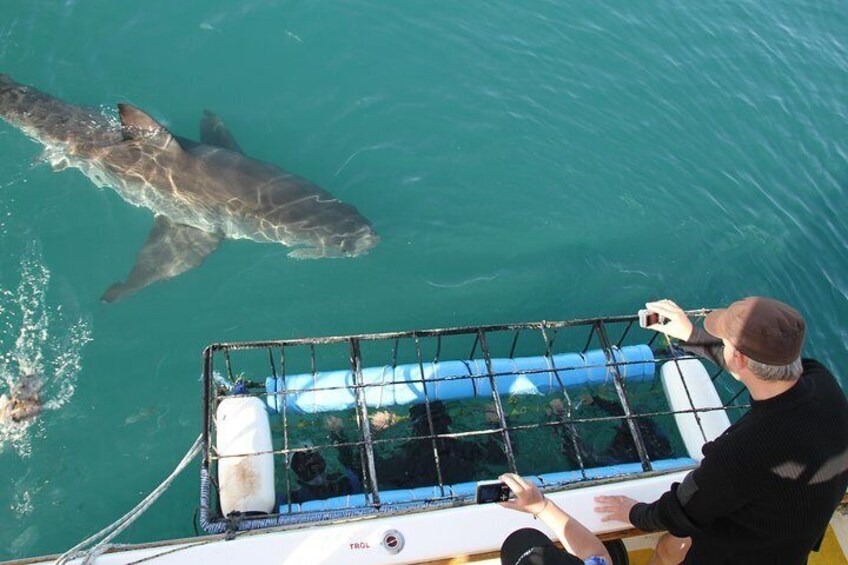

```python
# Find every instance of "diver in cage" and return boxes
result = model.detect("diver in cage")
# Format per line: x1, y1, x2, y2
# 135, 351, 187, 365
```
0, 372, 43, 424
286, 436, 362, 504
594, 297, 848, 565
594, 395, 672, 464
548, 394, 673, 467
395, 400, 504, 485
545, 396, 602, 469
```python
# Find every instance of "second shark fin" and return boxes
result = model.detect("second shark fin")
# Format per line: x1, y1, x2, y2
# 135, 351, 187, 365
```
101, 215, 221, 303
199, 110, 244, 154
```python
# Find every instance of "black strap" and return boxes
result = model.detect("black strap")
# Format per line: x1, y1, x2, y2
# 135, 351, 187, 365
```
224, 512, 243, 541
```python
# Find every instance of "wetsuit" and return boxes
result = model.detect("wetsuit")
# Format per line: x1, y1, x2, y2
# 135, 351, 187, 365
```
592, 395, 673, 464
629, 326, 848, 564
287, 430, 362, 504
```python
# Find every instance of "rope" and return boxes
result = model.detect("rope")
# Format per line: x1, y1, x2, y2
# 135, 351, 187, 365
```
54, 434, 203, 565
124, 539, 219, 565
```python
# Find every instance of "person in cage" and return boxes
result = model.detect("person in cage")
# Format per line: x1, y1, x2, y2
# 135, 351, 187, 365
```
594, 395, 673, 465
546, 396, 603, 469
594, 297, 848, 565
0, 372, 43, 424
287, 437, 362, 504
400, 400, 505, 485
548, 394, 673, 469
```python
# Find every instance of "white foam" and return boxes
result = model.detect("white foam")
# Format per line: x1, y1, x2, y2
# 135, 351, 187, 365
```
0, 245, 92, 458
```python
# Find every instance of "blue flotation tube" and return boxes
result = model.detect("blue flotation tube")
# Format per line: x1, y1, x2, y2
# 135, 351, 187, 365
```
265, 345, 654, 414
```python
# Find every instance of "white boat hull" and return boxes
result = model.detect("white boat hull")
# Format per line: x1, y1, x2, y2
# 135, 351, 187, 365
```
6, 471, 689, 565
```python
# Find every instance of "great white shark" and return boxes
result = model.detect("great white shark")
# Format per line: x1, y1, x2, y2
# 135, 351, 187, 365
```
0, 74, 379, 302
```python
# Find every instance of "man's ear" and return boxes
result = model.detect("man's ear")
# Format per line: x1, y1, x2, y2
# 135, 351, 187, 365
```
731, 349, 750, 374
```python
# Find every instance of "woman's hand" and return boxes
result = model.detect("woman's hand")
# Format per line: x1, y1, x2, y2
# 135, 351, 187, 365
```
644, 299, 694, 341
498, 473, 548, 516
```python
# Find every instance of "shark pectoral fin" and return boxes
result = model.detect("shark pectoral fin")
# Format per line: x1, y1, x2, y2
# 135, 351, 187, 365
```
101, 216, 221, 303
33, 149, 69, 171
50, 159, 70, 172
199, 110, 244, 154
118, 104, 183, 154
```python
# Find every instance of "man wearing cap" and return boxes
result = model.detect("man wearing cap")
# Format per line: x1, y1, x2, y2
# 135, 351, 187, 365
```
594, 297, 848, 564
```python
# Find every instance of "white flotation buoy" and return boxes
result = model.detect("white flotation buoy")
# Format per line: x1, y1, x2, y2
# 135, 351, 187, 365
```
661, 358, 731, 461
216, 396, 275, 515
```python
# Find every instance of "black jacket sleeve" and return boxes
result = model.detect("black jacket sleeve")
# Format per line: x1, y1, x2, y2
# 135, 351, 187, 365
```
629, 440, 751, 535
682, 325, 727, 371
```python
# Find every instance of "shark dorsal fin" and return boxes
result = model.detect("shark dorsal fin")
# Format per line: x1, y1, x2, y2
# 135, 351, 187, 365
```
118, 104, 182, 153
200, 110, 244, 154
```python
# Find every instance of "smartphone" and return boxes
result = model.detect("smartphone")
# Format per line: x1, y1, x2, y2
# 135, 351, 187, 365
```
476, 480, 511, 504
638, 309, 661, 328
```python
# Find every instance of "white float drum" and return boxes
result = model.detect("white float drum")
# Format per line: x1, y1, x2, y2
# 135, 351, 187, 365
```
661, 358, 731, 461
216, 396, 275, 515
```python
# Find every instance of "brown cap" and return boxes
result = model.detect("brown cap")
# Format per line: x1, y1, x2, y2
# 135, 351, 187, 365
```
704, 297, 805, 365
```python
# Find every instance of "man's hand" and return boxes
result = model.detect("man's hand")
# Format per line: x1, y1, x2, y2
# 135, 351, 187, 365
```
644, 299, 694, 341
594, 495, 637, 525
499, 473, 547, 515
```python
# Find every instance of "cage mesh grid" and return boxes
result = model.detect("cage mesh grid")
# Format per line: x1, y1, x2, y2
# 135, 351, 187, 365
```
199, 311, 750, 533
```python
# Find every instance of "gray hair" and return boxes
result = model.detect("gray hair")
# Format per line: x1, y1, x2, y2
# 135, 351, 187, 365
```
748, 357, 803, 381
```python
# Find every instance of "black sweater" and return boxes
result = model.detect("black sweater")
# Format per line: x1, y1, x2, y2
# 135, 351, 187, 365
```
629, 327, 848, 564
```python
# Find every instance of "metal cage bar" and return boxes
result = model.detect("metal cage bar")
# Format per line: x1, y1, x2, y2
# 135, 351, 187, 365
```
616, 320, 635, 348
508, 329, 521, 359
279, 346, 293, 513
596, 320, 652, 472
349, 338, 381, 506
477, 328, 518, 474
414, 334, 448, 495
539, 323, 588, 479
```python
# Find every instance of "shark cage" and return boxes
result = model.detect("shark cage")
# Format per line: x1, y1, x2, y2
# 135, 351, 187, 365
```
198, 312, 747, 536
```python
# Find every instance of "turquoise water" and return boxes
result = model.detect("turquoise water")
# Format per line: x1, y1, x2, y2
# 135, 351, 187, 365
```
0, 0, 846, 558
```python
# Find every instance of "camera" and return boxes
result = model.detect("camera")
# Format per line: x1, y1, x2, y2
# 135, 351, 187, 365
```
476, 480, 512, 504
638, 309, 662, 328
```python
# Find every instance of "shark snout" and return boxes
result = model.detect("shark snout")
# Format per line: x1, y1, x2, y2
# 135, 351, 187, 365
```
339, 230, 380, 257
